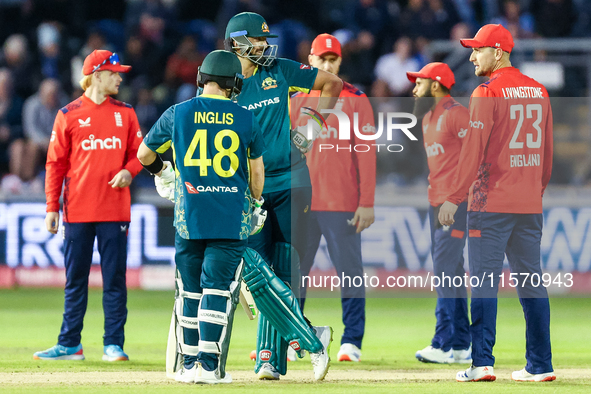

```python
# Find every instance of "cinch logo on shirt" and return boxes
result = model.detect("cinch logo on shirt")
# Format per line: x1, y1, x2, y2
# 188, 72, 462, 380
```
425, 142, 445, 157
261, 77, 277, 90
81, 134, 122, 150
78, 117, 91, 127
470, 120, 484, 129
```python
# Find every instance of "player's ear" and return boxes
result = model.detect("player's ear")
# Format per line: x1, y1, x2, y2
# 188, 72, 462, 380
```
431, 81, 439, 95
495, 47, 503, 60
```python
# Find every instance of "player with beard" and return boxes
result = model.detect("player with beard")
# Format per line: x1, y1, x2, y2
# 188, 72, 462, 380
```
407, 63, 472, 365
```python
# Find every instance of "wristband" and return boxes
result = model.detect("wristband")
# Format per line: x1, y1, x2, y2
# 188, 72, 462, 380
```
143, 155, 164, 175
253, 196, 264, 208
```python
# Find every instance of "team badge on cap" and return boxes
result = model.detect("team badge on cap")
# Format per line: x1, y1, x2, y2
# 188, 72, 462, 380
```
262, 22, 270, 33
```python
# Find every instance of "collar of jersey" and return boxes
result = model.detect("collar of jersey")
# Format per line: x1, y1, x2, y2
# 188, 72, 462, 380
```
490, 66, 516, 79
433, 95, 453, 112
199, 94, 230, 100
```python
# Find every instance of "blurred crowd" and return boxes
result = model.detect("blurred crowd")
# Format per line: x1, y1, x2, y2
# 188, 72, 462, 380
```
0, 0, 589, 195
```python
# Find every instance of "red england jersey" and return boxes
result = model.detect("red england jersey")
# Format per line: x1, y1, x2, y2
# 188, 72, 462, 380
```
291, 82, 376, 212
447, 67, 553, 213
422, 95, 469, 206
45, 95, 144, 222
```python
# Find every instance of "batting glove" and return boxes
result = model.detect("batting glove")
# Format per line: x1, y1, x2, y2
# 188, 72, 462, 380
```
291, 121, 321, 154
250, 196, 267, 235
155, 161, 175, 202
155, 176, 174, 202
159, 161, 175, 187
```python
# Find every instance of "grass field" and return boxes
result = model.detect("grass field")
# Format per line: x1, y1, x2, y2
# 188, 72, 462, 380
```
1, 288, 590, 393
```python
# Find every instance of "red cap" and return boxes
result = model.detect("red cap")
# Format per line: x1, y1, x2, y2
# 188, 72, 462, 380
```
82, 50, 131, 75
406, 62, 456, 89
311, 33, 342, 57
460, 24, 514, 53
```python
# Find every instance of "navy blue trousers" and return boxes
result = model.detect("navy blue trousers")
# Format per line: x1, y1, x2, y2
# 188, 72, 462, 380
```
299, 211, 365, 348
468, 212, 553, 373
175, 234, 246, 371
59, 221, 129, 348
429, 202, 471, 351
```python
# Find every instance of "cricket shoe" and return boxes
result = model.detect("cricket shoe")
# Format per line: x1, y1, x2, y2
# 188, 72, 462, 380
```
33, 344, 84, 360
453, 346, 472, 364
102, 345, 129, 361
456, 366, 496, 382
512, 368, 556, 382
337, 343, 361, 362
258, 362, 280, 380
415, 345, 454, 364
175, 363, 198, 383
194, 363, 232, 384
310, 326, 333, 380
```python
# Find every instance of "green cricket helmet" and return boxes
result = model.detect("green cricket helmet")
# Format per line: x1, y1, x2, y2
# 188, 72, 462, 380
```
224, 12, 278, 67
197, 50, 244, 100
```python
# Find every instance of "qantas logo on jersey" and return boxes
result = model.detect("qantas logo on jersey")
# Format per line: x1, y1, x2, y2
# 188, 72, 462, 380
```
81, 134, 122, 150
185, 182, 198, 194
242, 97, 280, 111
185, 182, 238, 193
78, 117, 91, 127
425, 142, 445, 157
197, 186, 238, 193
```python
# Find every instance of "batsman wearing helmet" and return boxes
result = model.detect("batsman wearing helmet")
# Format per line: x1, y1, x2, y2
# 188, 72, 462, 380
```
137, 50, 266, 384
224, 12, 343, 380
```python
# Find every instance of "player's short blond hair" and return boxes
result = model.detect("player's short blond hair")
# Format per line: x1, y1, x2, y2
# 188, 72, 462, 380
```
79, 74, 93, 91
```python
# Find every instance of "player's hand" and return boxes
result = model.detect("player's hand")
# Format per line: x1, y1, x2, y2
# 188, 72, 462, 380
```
45, 212, 60, 234
291, 119, 321, 154
250, 197, 267, 235
155, 175, 175, 202
154, 161, 175, 202
350, 206, 375, 233
438, 201, 458, 227
158, 161, 175, 188
109, 169, 132, 188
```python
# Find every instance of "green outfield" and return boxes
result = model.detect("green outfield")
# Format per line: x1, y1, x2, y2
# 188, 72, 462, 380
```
0, 288, 590, 393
